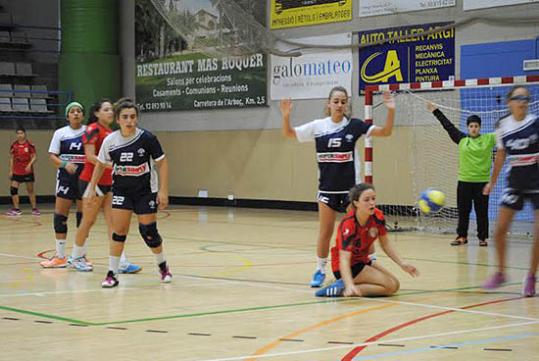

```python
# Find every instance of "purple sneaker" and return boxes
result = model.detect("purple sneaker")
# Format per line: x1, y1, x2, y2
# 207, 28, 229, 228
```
5, 208, 22, 216
160, 267, 172, 283
482, 272, 506, 290
522, 274, 536, 297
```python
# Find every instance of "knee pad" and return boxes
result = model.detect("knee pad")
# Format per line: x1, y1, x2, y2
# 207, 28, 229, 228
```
53, 213, 68, 234
10, 187, 18, 196
76, 211, 83, 228
139, 222, 162, 248
112, 233, 127, 243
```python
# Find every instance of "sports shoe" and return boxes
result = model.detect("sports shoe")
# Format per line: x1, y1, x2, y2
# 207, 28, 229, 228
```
315, 279, 345, 297
71, 257, 93, 272
40, 256, 68, 268
101, 271, 119, 288
5, 208, 22, 216
68, 255, 93, 267
118, 262, 142, 274
482, 272, 506, 290
522, 274, 536, 297
31, 208, 41, 216
310, 269, 326, 288
160, 267, 172, 283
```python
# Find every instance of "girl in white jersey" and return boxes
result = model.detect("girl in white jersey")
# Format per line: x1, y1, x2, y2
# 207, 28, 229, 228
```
41, 102, 86, 268
280, 86, 395, 287
482, 86, 539, 297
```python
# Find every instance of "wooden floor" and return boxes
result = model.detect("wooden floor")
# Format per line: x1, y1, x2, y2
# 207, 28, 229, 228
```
1, 205, 538, 361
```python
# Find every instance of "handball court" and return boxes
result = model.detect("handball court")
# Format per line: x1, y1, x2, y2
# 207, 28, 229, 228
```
1, 205, 538, 361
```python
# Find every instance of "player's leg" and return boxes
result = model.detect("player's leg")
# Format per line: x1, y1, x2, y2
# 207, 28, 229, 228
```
473, 182, 489, 246
523, 203, 539, 297
40, 195, 73, 268
353, 264, 400, 297
136, 193, 170, 283
25, 176, 38, 213
311, 195, 337, 287
453, 181, 471, 245
7, 179, 21, 215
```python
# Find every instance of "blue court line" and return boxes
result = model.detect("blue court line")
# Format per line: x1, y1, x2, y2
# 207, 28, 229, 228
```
352, 332, 539, 360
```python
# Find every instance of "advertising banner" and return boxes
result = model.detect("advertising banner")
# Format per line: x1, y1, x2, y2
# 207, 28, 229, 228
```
270, 0, 352, 29
270, 33, 352, 100
358, 22, 455, 91
360, 0, 455, 17
464, 0, 538, 11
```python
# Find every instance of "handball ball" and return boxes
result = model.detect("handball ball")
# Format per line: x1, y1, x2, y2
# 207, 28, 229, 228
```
418, 188, 445, 214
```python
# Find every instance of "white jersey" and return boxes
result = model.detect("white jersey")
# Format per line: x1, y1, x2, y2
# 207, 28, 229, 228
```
48, 125, 86, 180
295, 116, 373, 192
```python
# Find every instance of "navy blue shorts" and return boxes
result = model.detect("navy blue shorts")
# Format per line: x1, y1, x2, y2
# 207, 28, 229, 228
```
317, 191, 349, 213
111, 191, 158, 215
78, 180, 112, 198
56, 176, 81, 200
500, 188, 539, 211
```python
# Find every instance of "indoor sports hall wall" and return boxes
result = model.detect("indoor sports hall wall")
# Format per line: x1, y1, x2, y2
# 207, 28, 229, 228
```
118, 1, 538, 206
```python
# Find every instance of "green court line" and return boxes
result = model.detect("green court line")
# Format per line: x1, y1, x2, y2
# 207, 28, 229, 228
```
90, 298, 359, 326
397, 282, 523, 296
374, 254, 530, 271
0, 305, 91, 325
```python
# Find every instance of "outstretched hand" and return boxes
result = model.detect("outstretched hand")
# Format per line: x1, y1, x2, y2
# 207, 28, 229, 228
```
280, 98, 293, 116
401, 263, 419, 277
426, 101, 438, 112
383, 91, 395, 110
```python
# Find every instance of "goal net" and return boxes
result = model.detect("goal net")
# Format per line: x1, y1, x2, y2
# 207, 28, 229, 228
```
366, 77, 539, 236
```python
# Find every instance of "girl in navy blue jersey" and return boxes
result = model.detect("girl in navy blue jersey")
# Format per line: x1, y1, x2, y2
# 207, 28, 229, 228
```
280, 86, 395, 287
87, 98, 171, 288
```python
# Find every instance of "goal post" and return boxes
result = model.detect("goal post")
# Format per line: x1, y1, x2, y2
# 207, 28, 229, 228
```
364, 75, 539, 234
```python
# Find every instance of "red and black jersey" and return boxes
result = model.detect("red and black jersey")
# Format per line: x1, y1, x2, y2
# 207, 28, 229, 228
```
331, 208, 387, 273
79, 122, 113, 185
10, 140, 36, 175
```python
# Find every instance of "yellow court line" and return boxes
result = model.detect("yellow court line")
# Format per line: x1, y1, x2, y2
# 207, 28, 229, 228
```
246, 303, 395, 361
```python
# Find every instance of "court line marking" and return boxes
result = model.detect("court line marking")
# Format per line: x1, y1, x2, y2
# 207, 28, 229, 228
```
341, 296, 526, 360
350, 332, 538, 360
0, 305, 89, 325
192, 320, 539, 361
245, 304, 395, 361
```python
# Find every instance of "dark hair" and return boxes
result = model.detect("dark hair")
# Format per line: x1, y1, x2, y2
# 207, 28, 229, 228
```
348, 183, 375, 208
15, 125, 26, 133
506, 85, 529, 101
87, 98, 113, 125
466, 114, 481, 126
114, 97, 139, 119
324, 86, 350, 117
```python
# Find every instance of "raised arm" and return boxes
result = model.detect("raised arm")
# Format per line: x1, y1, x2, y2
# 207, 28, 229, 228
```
427, 102, 465, 145
280, 98, 297, 139
369, 91, 395, 137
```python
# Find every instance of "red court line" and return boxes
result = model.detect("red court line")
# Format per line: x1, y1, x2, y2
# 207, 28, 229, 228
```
36, 250, 55, 259
341, 296, 522, 360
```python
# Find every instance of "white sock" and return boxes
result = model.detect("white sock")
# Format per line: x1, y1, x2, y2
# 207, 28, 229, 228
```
56, 240, 66, 258
120, 250, 128, 265
109, 256, 120, 274
316, 257, 328, 273
71, 245, 84, 260
155, 252, 165, 266
82, 239, 88, 256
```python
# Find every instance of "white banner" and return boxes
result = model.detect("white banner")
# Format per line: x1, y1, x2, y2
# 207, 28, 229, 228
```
464, 0, 538, 10
360, 0, 455, 17
270, 33, 352, 100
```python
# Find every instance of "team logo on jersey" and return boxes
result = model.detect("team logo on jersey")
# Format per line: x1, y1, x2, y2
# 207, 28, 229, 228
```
24, 147, 29, 152
368, 227, 379, 238
137, 148, 146, 157
149, 200, 156, 209
114, 163, 149, 176
317, 151, 353, 163
343, 228, 351, 236
60, 154, 86, 164
345, 134, 354, 142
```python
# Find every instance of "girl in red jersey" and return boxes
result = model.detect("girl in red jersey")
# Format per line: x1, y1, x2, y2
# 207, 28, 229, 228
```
6, 126, 39, 216
316, 183, 419, 297
70, 99, 141, 273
